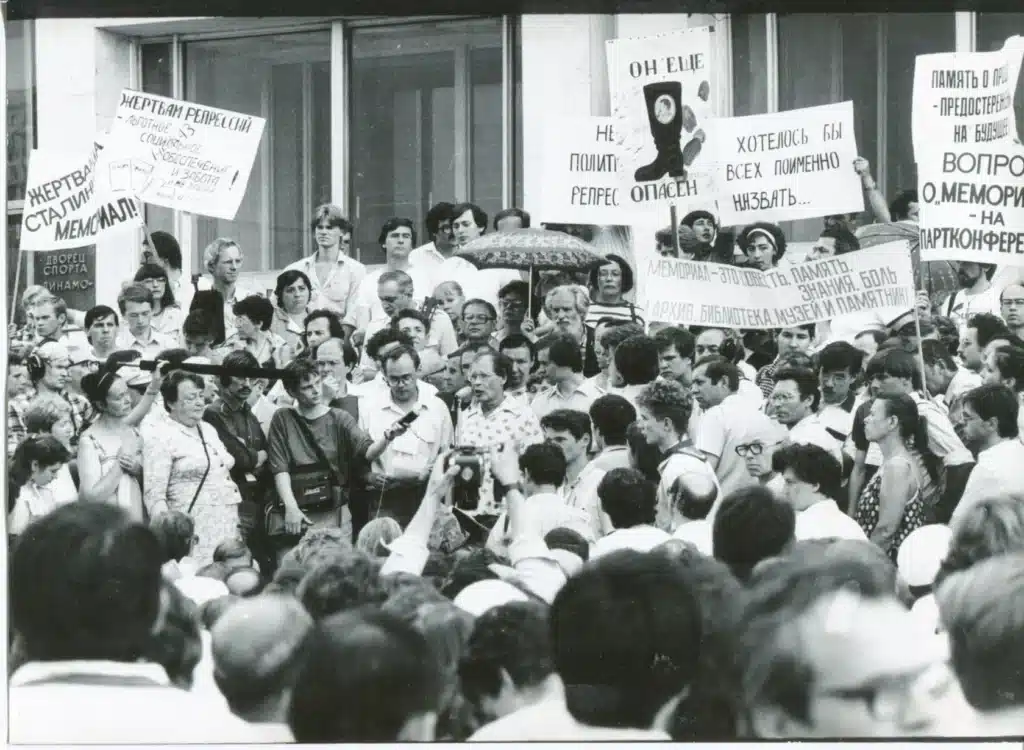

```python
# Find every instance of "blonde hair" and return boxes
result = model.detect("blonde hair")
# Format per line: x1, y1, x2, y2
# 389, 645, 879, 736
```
23, 392, 73, 434
544, 284, 590, 317
22, 285, 53, 311
203, 237, 241, 274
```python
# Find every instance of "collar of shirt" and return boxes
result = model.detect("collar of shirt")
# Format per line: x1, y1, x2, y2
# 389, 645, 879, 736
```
117, 327, 170, 349
11, 660, 171, 689
464, 395, 522, 419
798, 498, 843, 524
274, 305, 308, 334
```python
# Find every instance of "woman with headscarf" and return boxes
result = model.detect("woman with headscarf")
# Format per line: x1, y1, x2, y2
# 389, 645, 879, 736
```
585, 254, 645, 329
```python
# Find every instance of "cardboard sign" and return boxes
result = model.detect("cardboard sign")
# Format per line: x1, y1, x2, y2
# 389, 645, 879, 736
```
606, 27, 716, 214
104, 90, 266, 220
32, 247, 97, 312
918, 145, 1024, 265
711, 102, 864, 226
912, 36, 1024, 159
644, 242, 914, 329
19, 143, 143, 251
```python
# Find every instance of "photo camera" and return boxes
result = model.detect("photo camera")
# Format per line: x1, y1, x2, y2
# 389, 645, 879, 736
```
444, 446, 485, 511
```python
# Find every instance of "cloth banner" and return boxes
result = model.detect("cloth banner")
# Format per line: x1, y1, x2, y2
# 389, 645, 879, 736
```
710, 101, 864, 226
20, 143, 143, 251
644, 242, 914, 329
103, 90, 267, 220
606, 27, 716, 214
912, 36, 1024, 161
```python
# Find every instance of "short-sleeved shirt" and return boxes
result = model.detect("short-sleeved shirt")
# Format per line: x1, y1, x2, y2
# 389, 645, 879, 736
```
283, 252, 367, 320
695, 393, 761, 498
358, 386, 453, 479
267, 407, 373, 492
531, 378, 604, 420
343, 266, 438, 333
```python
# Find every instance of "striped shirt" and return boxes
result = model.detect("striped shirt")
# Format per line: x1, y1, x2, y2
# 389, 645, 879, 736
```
584, 300, 645, 329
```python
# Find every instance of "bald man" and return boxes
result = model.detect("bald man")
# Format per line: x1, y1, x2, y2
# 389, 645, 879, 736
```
315, 337, 359, 419
1000, 283, 1024, 340
666, 464, 720, 556
736, 413, 790, 498
211, 594, 313, 740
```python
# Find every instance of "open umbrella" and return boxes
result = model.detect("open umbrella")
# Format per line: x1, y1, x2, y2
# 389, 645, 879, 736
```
856, 221, 958, 305
455, 228, 609, 318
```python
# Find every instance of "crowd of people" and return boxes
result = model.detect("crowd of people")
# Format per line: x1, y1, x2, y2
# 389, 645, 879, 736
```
8, 166, 1024, 740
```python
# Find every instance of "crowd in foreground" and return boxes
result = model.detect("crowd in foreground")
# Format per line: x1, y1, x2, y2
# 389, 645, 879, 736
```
8, 167, 1024, 740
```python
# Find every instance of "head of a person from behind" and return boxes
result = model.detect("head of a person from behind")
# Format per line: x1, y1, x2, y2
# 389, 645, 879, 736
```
985, 344, 1024, 392
636, 379, 692, 450
817, 340, 862, 407
11, 503, 164, 665
212, 593, 313, 725
295, 548, 386, 621
625, 421, 665, 483
960, 383, 1020, 453
961, 313, 1010, 373
493, 207, 531, 233
665, 464, 719, 530
652, 326, 696, 386
597, 467, 657, 531
599, 321, 645, 384
356, 517, 403, 558
937, 495, 1024, 589
738, 544, 968, 738
772, 442, 842, 512
713, 486, 795, 583
936, 554, 1024, 716
518, 442, 568, 495
288, 608, 444, 742
691, 356, 740, 411
149, 511, 197, 564
768, 366, 818, 427
143, 230, 182, 273
919, 338, 959, 398
549, 549, 702, 733
213, 537, 254, 570
459, 600, 555, 726
589, 393, 636, 452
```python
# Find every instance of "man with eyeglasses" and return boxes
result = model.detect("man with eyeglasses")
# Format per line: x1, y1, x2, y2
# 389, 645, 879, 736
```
735, 412, 790, 496
461, 299, 500, 348
769, 366, 845, 469
999, 283, 1024, 341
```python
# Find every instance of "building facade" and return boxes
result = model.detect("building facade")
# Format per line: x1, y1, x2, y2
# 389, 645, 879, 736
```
7, 13, 1024, 308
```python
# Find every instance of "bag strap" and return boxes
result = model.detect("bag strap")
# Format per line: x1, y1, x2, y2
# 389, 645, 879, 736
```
289, 408, 340, 485
188, 426, 212, 515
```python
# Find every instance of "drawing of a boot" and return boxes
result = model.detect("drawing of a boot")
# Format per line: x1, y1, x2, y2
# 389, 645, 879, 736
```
634, 81, 684, 183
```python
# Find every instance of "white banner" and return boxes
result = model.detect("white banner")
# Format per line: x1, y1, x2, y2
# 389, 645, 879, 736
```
912, 36, 1024, 160
711, 102, 864, 226
20, 143, 143, 251
104, 90, 266, 220
644, 242, 914, 329
918, 145, 1024, 266
606, 27, 716, 214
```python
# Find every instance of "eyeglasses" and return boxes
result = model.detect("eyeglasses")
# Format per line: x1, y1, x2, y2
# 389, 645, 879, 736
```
695, 345, 720, 356
386, 373, 416, 386
463, 314, 494, 324
735, 441, 780, 457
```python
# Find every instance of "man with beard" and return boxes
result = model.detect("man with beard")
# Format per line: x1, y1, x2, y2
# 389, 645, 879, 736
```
941, 261, 1001, 332
543, 286, 600, 377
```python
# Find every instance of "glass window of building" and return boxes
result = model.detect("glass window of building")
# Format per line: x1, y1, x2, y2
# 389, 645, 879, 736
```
350, 18, 504, 265
7, 20, 36, 310
140, 42, 174, 239
731, 14, 769, 117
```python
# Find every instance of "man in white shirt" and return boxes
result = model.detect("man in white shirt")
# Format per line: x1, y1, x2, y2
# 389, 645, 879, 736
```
693, 356, 762, 498
773, 442, 867, 542
816, 341, 862, 446
952, 383, 1024, 525
959, 312, 1011, 374
409, 201, 456, 286
532, 334, 603, 419
921, 338, 982, 408
115, 283, 178, 388
769, 365, 845, 467
999, 282, 1024, 340
541, 408, 607, 538
665, 462, 720, 556
587, 393, 636, 472
591, 467, 671, 558
942, 261, 1001, 331
283, 205, 366, 319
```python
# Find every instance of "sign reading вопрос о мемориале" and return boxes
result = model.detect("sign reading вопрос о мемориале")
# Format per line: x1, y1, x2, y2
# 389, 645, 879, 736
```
103, 90, 266, 221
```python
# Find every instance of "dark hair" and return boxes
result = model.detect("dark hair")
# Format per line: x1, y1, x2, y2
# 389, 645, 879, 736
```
694, 355, 740, 392
519, 442, 568, 488
233, 294, 274, 331
134, 263, 177, 310
625, 422, 663, 483
160, 370, 206, 409
589, 394, 637, 446
818, 224, 860, 255
304, 309, 346, 341
288, 609, 443, 741
425, 202, 456, 238
316, 337, 359, 371
462, 298, 498, 322
309, 203, 353, 234
547, 332, 583, 373
365, 327, 415, 363
84, 304, 119, 330
498, 333, 535, 361
218, 349, 261, 386
189, 291, 227, 346
772, 442, 842, 501
493, 207, 531, 230
817, 340, 863, 377
117, 282, 155, 314
967, 312, 1011, 349
712, 486, 795, 583
772, 366, 820, 411
378, 217, 417, 247
614, 334, 660, 386
392, 307, 432, 337
296, 553, 387, 621
146, 230, 182, 270
472, 349, 514, 389
738, 222, 787, 262
636, 379, 693, 435
652, 326, 696, 360
9, 434, 71, 497
459, 600, 552, 707
498, 279, 530, 302
545, 527, 590, 562
80, 369, 120, 408
990, 345, 1024, 393
865, 347, 923, 391
275, 269, 313, 307
889, 189, 918, 221
874, 393, 940, 481
589, 254, 635, 295
601, 321, 645, 351
283, 358, 320, 396
598, 467, 657, 529
213, 537, 253, 567
920, 338, 956, 370
149, 511, 196, 563
182, 309, 214, 342
451, 202, 488, 231
964, 383, 1020, 439
145, 580, 202, 690
10, 503, 163, 662
550, 550, 702, 729
929, 315, 959, 356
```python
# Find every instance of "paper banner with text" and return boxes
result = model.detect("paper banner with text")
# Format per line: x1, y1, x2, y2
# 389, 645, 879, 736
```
918, 145, 1024, 266
710, 101, 864, 226
644, 242, 914, 329
104, 90, 267, 220
912, 36, 1024, 160
540, 116, 650, 225
606, 27, 716, 214
19, 143, 143, 251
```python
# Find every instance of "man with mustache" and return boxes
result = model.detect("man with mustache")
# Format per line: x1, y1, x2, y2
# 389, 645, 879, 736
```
941, 262, 1001, 333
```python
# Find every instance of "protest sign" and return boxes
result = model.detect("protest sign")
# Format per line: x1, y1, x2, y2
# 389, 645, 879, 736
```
104, 90, 266, 220
19, 143, 143, 251
540, 117, 652, 224
912, 37, 1024, 160
644, 242, 914, 329
918, 145, 1024, 266
710, 102, 864, 226
606, 27, 716, 214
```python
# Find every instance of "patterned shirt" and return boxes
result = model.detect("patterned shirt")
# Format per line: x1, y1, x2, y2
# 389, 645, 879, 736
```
755, 358, 784, 400
283, 251, 367, 319
457, 396, 545, 516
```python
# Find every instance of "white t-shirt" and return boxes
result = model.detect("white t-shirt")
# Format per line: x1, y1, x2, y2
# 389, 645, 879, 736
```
943, 285, 1002, 331
794, 499, 868, 542
952, 439, 1024, 525
695, 393, 761, 498
789, 413, 845, 468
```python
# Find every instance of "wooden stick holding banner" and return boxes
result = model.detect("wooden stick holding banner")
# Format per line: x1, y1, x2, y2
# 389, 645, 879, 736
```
912, 304, 932, 403
670, 205, 680, 256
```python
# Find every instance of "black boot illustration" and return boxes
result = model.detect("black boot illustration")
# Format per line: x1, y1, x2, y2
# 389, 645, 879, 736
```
634, 81, 685, 183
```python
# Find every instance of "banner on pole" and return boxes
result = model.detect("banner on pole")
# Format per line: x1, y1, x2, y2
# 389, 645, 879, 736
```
912, 36, 1024, 160
710, 101, 864, 226
104, 90, 266, 220
918, 145, 1024, 266
644, 242, 914, 329
19, 143, 143, 251
606, 27, 716, 214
